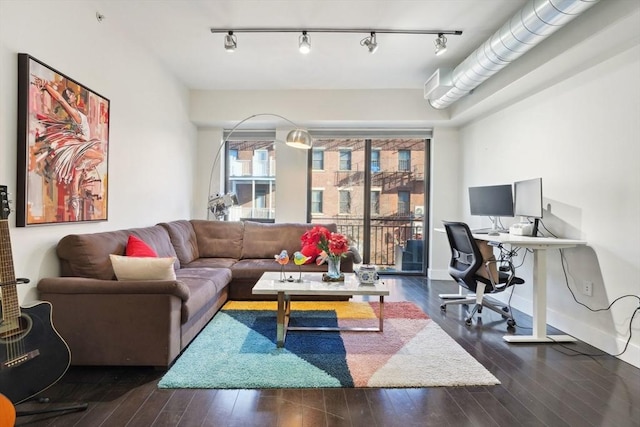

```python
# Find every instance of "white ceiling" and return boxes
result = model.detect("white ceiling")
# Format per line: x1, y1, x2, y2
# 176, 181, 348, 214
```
94, 0, 529, 91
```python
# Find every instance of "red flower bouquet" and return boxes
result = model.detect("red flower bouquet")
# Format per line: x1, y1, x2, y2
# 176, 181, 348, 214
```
300, 225, 349, 265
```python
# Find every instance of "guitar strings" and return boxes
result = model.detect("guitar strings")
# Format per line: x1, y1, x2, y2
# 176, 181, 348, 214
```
1, 220, 27, 368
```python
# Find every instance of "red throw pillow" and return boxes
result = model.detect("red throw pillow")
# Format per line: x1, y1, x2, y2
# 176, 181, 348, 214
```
126, 235, 158, 257
300, 243, 320, 264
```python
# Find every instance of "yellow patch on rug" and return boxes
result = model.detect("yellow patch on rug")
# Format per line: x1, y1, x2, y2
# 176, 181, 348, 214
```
222, 301, 377, 319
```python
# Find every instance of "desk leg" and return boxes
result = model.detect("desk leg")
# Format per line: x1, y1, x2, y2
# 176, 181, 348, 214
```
504, 249, 576, 343
379, 296, 384, 332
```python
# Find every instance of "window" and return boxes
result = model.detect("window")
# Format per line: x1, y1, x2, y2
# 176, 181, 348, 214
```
228, 148, 241, 176
311, 190, 323, 214
398, 150, 411, 172
253, 149, 269, 176
371, 190, 380, 214
339, 190, 351, 214
226, 138, 277, 221
371, 150, 380, 172
339, 149, 352, 171
398, 191, 410, 215
312, 149, 324, 170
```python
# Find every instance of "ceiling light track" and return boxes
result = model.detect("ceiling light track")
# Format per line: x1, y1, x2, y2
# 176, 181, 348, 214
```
210, 28, 462, 35
211, 28, 462, 55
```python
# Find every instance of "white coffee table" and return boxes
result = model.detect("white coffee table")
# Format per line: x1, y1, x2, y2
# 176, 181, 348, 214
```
252, 271, 390, 347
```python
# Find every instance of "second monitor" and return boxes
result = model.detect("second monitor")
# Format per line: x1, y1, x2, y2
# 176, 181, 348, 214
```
513, 177, 543, 236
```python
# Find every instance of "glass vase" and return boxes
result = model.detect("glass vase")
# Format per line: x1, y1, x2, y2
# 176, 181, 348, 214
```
327, 256, 342, 279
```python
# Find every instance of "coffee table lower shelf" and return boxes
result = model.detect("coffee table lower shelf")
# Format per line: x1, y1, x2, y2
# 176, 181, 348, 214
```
276, 292, 384, 348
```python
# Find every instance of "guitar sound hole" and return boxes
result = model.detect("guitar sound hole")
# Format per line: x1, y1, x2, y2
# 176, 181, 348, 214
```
0, 313, 33, 344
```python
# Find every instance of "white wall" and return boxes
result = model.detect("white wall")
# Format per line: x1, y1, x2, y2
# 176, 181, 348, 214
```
457, 44, 640, 367
0, 1, 196, 301
428, 127, 460, 280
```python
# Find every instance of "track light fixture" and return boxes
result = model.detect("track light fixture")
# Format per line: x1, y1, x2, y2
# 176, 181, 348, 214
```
224, 31, 237, 52
211, 28, 462, 55
298, 31, 311, 54
360, 32, 378, 54
434, 33, 447, 56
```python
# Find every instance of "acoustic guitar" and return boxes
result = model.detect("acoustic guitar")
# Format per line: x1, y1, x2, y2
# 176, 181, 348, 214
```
0, 393, 15, 427
0, 185, 71, 404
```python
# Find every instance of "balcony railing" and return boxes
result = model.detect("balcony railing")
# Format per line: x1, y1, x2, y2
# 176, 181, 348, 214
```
227, 206, 275, 222
230, 159, 275, 177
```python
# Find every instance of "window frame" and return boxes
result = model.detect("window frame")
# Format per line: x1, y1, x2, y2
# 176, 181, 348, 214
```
398, 150, 411, 172
311, 189, 324, 214
312, 149, 325, 170
339, 189, 351, 214
339, 149, 352, 171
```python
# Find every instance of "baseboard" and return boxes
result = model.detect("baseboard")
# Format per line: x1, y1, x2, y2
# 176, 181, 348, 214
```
428, 268, 452, 281
496, 293, 639, 368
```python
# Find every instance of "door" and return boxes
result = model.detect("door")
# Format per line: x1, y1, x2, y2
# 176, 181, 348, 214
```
309, 137, 428, 273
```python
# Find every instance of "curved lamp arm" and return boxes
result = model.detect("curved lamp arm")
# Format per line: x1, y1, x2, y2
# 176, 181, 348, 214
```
207, 113, 313, 219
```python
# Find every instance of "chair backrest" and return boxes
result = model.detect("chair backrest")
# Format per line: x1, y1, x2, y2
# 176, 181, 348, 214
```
442, 221, 484, 292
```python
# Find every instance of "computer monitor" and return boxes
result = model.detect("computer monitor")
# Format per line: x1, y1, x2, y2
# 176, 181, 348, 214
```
514, 177, 543, 235
468, 184, 514, 234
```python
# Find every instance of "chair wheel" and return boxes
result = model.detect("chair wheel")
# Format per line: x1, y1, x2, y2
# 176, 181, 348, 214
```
502, 306, 510, 313
440, 304, 446, 312
477, 306, 483, 313
507, 318, 516, 328
464, 318, 472, 326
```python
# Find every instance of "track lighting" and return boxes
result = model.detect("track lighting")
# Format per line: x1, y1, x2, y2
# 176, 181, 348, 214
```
224, 31, 237, 52
211, 28, 462, 55
434, 33, 447, 56
361, 32, 378, 54
298, 31, 311, 54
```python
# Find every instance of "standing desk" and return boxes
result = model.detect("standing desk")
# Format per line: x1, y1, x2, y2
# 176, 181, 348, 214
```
438, 229, 587, 343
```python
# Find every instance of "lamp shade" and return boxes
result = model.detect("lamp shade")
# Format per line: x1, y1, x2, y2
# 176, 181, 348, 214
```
285, 129, 313, 149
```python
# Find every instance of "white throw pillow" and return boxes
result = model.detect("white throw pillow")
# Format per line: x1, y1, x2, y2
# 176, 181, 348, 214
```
109, 254, 177, 281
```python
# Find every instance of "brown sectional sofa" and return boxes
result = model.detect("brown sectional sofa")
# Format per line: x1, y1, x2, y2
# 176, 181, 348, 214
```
37, 220, 354, 367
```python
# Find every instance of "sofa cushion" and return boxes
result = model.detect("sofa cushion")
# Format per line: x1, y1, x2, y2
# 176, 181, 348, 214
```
109, 255, 177, 281
191, 220, 244, 259
57, 225, 178, 280
159, 220, 199, 264
241, 222, 337, 259
175, 268, 232, 323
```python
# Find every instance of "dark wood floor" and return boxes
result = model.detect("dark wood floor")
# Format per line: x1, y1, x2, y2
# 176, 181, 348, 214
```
15, 277, 640, 427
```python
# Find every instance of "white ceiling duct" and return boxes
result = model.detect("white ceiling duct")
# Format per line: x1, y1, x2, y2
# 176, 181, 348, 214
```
426, 0, 600, 109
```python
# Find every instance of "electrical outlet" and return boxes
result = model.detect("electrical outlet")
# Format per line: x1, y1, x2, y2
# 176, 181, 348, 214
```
582, 280, 593, 297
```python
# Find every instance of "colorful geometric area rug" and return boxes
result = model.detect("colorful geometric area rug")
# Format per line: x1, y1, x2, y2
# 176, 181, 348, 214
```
158, 301, 500, 389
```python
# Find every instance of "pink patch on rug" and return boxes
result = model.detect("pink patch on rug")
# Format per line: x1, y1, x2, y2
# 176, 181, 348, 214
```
367, 301, 430, 319
340, 317, 431, 386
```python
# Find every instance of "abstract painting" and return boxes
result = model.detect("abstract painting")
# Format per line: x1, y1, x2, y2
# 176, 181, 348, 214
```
16, 53, 110, 226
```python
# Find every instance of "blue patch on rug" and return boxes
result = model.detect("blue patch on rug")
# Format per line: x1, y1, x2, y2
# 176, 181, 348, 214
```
225, 309, 354, 386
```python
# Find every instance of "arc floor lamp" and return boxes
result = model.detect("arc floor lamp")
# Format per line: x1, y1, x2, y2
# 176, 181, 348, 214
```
207, 113, 313, 220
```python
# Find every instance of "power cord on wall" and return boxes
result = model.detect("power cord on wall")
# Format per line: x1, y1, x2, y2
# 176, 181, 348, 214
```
507, 219, 640, 357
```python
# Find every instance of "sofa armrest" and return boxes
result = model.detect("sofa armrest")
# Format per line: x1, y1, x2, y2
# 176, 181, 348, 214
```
37, 279, 184, 367
38, 277, 190, 301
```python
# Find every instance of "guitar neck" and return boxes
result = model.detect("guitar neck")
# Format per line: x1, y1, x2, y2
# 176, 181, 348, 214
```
0, 220, 20, 321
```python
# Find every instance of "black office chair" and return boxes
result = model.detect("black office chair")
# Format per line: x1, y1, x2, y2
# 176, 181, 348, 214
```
440, 221, 523, 329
